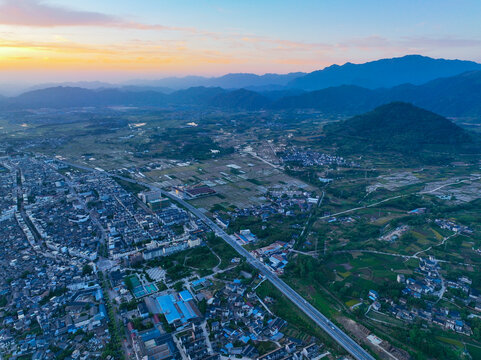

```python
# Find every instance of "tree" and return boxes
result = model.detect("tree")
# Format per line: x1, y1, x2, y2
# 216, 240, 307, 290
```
82, 264, 93, 275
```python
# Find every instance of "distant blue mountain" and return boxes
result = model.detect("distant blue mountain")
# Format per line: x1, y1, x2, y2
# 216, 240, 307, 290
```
276, 70, 481, 118
208, 89, 270, 110
125, 72, 305, 90
2, 58, 481, 121
1, 87, 169, 108
288, 55, 481, 90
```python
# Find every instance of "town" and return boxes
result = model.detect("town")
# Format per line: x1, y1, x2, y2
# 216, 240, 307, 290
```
0, 154, 330, 360
2, 2, 481, 359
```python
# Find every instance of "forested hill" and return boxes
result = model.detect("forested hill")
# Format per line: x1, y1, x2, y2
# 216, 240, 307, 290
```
322, 102, 478, 155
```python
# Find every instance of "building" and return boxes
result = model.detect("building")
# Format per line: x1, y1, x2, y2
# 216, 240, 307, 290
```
215, 216, 229, 229
184, 186, 216, 199
156, 291, 200, 327
139, 190, 162, 204
235, 229, 257, 244
139, 190, 170, 210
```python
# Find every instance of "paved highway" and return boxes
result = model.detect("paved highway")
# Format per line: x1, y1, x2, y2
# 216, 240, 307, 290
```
157, 189, 375, 360
62, 161, 375, 360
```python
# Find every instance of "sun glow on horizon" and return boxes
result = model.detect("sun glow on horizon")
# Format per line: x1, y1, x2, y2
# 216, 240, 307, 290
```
0, 0, 480, 83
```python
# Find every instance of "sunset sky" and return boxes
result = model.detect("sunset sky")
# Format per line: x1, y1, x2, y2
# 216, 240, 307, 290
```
1, 0, 481, 83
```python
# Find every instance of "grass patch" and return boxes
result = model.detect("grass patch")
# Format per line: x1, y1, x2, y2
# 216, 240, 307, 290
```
184, 246, 219, 270
114, 177, 148, 195
435, 336, 463, 348
256, 281, 337, 348
367, 310, 404, 327
206, 234, 238, 269
345, 299, 361, 307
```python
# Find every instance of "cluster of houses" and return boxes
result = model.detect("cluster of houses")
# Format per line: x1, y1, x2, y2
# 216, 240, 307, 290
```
52, 157, 207, 265
127, 315, 181, 360
206, 279, 283, 358
202, 276, 325, 359
251, 242, 290, 275
385, 303, 472, 337
0, 154, 217, 359
0, 162, 16, 221
0, 214, 110, 358
74, 172, 166, 256
176, 324, 219, 360
119, 262, 327, 360
214, 185, 318, 228
435, 219, 473, 234
369, 257, 476, 336
123, 286, 213, 360
398, 257, 443, 299
0, 156, 116, 358
10, 156, 100, 261
280, 148, 356, 168
257, 343, 325, 360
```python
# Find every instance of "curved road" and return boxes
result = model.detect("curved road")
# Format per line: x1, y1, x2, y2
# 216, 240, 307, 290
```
62, 161, 375, 360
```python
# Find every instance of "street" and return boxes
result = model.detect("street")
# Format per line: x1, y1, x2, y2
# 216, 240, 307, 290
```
61, 160, 375, 360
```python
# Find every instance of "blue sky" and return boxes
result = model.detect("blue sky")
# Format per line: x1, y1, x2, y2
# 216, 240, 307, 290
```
0, 0, 480, 82
61, 0, 479, 41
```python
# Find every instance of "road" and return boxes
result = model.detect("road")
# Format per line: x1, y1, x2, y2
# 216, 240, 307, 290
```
319, 194, 404, 219
333, 244, 475, 268
130, 177, 374, 360
244, 150, 283, 170
62, 160, 374, 360
319, 175, 480, 220
419, 176, 480, 195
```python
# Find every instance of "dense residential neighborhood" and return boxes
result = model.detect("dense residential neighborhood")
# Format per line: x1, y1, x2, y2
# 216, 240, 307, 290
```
0, 154, 332, 360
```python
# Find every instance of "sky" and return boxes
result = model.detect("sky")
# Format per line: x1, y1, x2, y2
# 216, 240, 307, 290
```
0, 0, 481, 84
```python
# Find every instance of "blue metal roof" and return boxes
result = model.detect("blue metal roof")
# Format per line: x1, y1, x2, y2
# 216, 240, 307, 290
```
240, 335, 250, 344
157, 292, 198, 325
157, 295, 181, 324
177, 301, 195, 323
140, 328, 161, 342
179, 290, 193, 302
192, 278, 206, 286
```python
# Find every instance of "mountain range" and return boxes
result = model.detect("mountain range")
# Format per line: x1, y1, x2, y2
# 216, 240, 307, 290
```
2, 70, 481, 121
288, 55, 481, 90
3, 54, 480, 97
1, 55, 481, 122
77, 55, 481, 91
124, 72, 306, 90
274, 70, 481, 117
